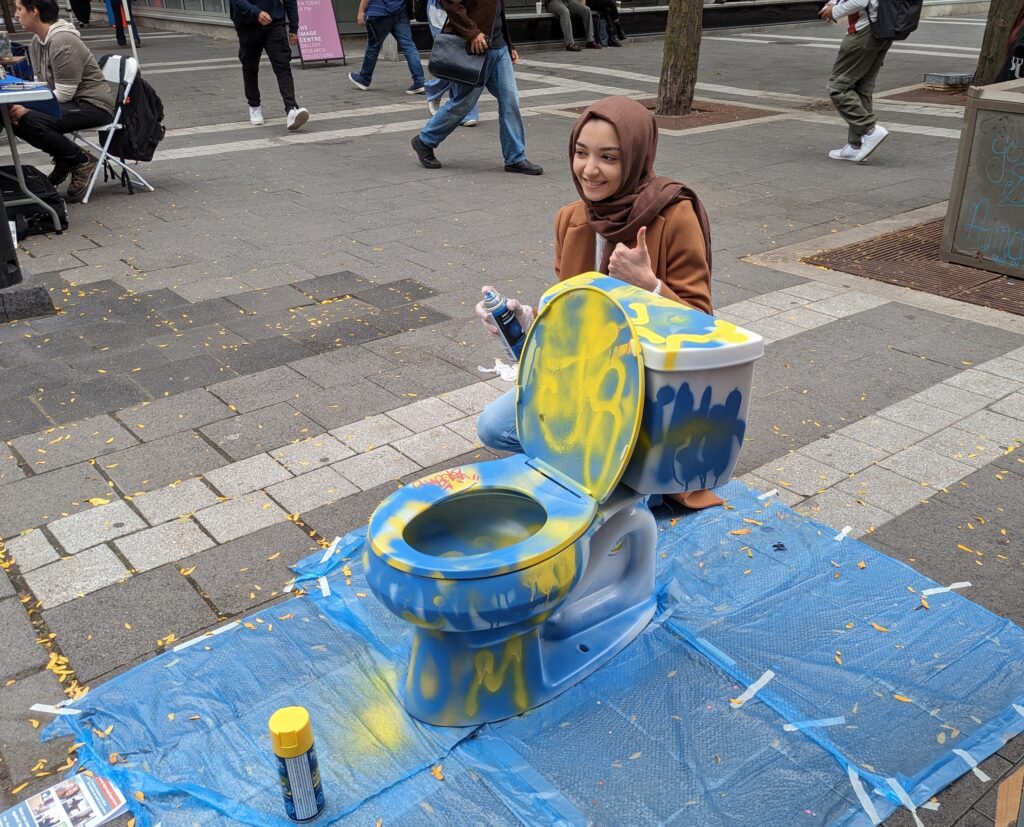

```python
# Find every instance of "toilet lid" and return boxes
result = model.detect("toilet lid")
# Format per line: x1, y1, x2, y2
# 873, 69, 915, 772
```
516, 285, 644, 504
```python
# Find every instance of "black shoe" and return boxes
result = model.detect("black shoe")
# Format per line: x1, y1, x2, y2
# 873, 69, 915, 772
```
565, 42, 582, 51
585, 41, 602, 49
614, 24, 627, 39
411, 135, 441, 169
48, 159, 75, 187
608, 37, 622, 46
116, 39, 127, 46
505, 160, 543, 176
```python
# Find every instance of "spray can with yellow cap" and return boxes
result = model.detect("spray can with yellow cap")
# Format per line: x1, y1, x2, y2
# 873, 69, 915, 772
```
268, 706, 325, 821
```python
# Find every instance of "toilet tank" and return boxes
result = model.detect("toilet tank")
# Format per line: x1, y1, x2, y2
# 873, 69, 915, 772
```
540, 274, 764, 496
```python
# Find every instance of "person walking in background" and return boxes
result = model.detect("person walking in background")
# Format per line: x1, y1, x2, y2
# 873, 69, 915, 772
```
348, 0, 425, 94
545, 0, 600, 51
588, 0, 625, 46
229, 0, 309, 130
11, 0, 114, 202
410, 0, 542, 174
424, 0, 479, 126
821, 0, 890, 162
475, 96, 723, 509
113, 0, 141, 46
69, 0, 90, 27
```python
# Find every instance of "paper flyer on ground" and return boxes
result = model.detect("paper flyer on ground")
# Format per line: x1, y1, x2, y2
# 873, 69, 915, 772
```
1, 775, 127, 827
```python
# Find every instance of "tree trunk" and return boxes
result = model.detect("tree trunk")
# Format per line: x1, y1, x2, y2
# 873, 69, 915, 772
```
657, 0, 703, 116
973, 0, 1024, 86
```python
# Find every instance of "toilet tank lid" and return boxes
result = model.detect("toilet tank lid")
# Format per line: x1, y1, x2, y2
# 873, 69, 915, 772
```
540, 274, 765, 372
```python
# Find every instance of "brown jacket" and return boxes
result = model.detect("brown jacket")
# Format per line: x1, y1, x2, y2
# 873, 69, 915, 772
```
554, 199, 713, 315
440, 0, 513, 50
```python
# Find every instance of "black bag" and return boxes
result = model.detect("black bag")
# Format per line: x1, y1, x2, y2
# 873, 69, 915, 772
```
413, 0, 428, 23
97, 55, 165, 192
871, 0, 922, 41
1, 165, 68, 238
428, 32, 486, 87
8, 43, 34, 81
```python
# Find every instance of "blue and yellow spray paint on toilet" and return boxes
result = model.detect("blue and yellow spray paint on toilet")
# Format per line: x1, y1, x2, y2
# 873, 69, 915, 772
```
365, 274, 764, 727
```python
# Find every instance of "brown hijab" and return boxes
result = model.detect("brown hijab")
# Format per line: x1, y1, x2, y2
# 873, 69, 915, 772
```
569, 96, 712, 274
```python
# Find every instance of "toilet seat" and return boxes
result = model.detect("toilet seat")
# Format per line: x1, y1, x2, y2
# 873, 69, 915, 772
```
368, 284, 645, 582
367, 455, 597, 580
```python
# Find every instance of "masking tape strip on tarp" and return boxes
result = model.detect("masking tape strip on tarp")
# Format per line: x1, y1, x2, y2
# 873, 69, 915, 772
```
783, 717, 846, 732
172, 621, 239, 653
30, 703, 81, 716
847, 765, 882, 826
921, 582, 971, 597
886, 777, 924, 827
729, 670, 775, 708
952, 749, 991, 782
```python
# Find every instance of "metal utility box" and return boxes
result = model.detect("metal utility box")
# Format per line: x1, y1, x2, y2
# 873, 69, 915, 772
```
941, 78, 1024, 280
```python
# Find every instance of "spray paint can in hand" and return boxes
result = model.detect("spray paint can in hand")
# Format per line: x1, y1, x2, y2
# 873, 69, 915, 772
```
481, 289, 526, 361
269, 706, 325, 821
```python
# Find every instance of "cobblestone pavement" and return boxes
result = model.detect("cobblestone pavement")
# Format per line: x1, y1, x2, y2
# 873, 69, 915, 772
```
1, 15, 1021, 825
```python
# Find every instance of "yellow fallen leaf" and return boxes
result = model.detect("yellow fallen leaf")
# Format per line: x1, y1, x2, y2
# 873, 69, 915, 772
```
857, 561, 866, 569
893, 694, 912, 703
179, 566, 196, 576
135, 791, 145, 802
742, 518, 762, 526
11, 782, 28, 795
29, 718, 39, 729
85, 497, 110, 506
870, 623, 890, 633
167, 713, 175, 721
267, 552, 280, 561
108, 752, 119, 764
105, 437, 114, 445
729, 528, 752, 536
920, 597, 930, 610
957, 544, 975, 554
431, 764, 445, 781
834, 652, 843, 666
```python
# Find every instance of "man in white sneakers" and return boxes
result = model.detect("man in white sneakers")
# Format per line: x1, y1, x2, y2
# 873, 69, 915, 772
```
229, 0, 309, 130
820, 0, 889, 163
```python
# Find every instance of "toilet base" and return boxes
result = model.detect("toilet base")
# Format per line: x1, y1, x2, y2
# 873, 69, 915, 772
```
401, 495, 658, 727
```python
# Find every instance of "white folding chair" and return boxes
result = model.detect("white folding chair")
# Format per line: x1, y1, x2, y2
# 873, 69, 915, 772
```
73, 54, 155, 204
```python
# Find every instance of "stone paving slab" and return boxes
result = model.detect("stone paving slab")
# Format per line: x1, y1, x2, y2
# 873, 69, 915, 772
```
102, 430, 229, 494
23, 545, 129, 609
10, 414, 138, 473
47, 500, 147, 555
199, 403, 322, 461
114, 520, 216, 572
269, 434, 353, 474
203, 453, 293, 497
0, 669, 76, 790
194, 491, 289, 544
0, 462, 112, 540
266, 466, 358, 515
114, 389, 236, 442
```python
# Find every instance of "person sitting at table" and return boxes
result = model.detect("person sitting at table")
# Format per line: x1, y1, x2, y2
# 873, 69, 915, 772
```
9, 0, 115, 202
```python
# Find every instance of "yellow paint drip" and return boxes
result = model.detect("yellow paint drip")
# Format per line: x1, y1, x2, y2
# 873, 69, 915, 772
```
520, 547, 577, 606
465, 637, 530, 719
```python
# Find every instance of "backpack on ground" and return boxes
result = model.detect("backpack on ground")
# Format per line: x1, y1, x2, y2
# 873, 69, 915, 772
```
1, 164, 69, 238
97, 54, 166, 193
871, 0, 923, 41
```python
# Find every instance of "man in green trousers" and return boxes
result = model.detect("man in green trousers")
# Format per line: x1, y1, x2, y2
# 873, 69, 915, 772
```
820, 0, 891, 163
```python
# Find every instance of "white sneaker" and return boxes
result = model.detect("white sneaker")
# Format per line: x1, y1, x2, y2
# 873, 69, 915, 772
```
249, 105, 264, 126
857, 124, 889, 162
286, 107, 309, 131
426, 98, 439, 115
828, 143, 861, 161
460, 118, 478, 127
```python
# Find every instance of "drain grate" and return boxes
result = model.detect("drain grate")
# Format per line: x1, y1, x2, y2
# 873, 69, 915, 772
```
802, 219, 1024, 316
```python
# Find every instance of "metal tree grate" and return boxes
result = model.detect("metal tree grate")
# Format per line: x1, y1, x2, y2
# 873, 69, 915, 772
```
802, 219, 1024, 316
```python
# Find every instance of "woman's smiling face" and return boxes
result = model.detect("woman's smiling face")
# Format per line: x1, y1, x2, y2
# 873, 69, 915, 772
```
573, 118, 623, 202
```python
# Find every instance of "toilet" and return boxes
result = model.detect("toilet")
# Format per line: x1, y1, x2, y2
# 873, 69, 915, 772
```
364, 273, 764, 727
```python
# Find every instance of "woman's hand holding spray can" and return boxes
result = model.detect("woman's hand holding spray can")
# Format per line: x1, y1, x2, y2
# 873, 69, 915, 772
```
475, 286, 534, 361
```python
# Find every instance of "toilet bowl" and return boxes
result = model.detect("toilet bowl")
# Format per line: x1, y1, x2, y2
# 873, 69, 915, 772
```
365, 274, 763, 727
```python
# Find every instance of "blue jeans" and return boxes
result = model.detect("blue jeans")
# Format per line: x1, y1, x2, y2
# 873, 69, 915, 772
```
353, 10, 424, 86
477, 389, 521, 453
419, 46, 526, 166
425, 77, 480, 124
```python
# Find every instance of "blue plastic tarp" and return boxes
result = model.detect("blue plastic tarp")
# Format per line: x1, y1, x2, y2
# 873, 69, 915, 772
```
44, 482, 1024, 826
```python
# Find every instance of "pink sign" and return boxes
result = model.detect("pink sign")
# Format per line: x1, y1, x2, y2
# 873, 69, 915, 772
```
297, 0, 345, 62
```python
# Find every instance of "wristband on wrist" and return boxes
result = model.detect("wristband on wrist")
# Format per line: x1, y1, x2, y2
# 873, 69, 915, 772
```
651, 280, 663, 297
